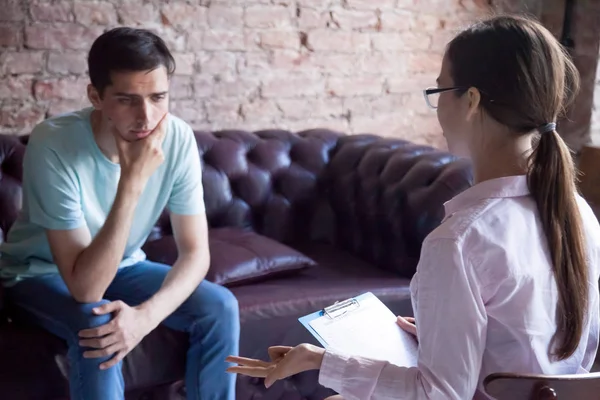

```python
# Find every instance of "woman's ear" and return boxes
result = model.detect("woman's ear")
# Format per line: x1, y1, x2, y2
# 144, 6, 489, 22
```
465, 87, 481, 121
87, 84, 102, 110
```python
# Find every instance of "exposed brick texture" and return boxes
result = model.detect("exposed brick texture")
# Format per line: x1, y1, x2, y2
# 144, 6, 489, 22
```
497, 0, 600, 151
0, 0, 597, 152
555, 0, 600, 150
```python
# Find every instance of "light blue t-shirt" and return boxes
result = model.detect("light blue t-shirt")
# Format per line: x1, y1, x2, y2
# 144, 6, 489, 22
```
0, 107, 205, 286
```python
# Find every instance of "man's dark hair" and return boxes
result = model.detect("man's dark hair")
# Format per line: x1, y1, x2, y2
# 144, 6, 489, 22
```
88, 27, 176, 96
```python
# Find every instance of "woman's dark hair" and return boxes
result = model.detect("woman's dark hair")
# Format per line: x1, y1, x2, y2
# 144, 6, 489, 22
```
87, 27, 176, 96
447, 15, 587, 361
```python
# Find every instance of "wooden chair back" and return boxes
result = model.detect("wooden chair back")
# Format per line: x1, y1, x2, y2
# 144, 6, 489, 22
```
484, 372, 600, 399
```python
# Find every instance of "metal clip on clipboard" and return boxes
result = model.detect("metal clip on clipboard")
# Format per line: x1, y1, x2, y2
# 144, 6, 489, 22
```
323, 297, 360, 320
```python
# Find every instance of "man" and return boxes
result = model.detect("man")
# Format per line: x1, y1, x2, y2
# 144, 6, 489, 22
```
0, 27, 239, 400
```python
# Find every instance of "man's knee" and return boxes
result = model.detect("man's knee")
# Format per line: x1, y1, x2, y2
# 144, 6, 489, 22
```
67, 299, 112, 333
201, 286, 239, 342
214, 286, 239, 320
213, 286, 239, 324
188, 284, 239, 323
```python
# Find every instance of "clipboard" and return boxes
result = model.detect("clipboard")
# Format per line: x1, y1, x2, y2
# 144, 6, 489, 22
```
298, 293, 367, 347
298, 292, 418, 367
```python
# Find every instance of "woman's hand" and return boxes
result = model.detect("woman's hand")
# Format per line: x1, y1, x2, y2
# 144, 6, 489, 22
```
226, 343, 325, 388
397, 316, 417, 339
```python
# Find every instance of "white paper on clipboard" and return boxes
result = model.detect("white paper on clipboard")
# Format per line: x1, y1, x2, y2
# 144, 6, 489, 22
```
308, 292, 418, 367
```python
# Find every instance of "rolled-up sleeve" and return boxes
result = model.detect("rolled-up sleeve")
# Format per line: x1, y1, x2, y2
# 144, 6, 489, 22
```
318, 237, 487, 400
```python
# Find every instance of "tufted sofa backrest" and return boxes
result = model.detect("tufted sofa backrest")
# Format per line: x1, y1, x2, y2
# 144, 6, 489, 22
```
0, 129, 473, 278
148, 129, 341, 245
0, 135, 25, 243
322, 134, 473, 276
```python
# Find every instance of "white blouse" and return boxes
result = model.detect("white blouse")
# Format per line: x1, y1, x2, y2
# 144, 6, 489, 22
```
318, 175, 600, 400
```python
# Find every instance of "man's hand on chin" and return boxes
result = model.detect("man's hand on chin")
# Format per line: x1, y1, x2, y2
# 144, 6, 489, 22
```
78, 300, 158, 370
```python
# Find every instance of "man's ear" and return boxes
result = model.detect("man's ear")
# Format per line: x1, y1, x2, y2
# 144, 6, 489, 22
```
465, 87, 481, 121
87, 84, 102, 110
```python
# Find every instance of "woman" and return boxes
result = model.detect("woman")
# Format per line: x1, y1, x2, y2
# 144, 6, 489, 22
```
226, 15, 600, 400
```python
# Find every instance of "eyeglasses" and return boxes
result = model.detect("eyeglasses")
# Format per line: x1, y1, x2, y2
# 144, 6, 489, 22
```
423, 87, 468, 109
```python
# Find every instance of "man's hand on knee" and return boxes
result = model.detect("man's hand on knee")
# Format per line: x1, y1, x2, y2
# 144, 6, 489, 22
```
77, 300, 158, 369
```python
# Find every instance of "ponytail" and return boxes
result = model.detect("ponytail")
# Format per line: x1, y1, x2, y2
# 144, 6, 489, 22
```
446, 14, 588, 360
527, 129, 589, 360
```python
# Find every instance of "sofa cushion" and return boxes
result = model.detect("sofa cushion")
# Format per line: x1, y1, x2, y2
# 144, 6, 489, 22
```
142, 228, 316, 287
231, 242, 413, 323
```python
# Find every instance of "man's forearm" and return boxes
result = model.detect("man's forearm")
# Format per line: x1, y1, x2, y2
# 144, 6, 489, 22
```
137, 251, 209, 327
70, 181, 140, 302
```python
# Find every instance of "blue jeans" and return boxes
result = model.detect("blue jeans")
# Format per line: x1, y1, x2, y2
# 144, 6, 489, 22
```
5, 261, 240, 400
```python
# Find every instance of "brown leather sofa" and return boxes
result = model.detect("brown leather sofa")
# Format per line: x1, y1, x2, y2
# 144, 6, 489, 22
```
0, 128, 472, 399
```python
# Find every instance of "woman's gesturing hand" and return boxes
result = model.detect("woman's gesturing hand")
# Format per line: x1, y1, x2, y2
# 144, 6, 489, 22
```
226, 343, 325, 388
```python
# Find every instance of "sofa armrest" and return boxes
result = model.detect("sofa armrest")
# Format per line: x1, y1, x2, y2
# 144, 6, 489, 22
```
319, 134, 473, 278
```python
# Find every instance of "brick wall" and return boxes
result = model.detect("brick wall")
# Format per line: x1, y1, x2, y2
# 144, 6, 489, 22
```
496, 0, 600, 151
0, 0, 598, 150
0, 0, 491, 148
549, 0, 600, 151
